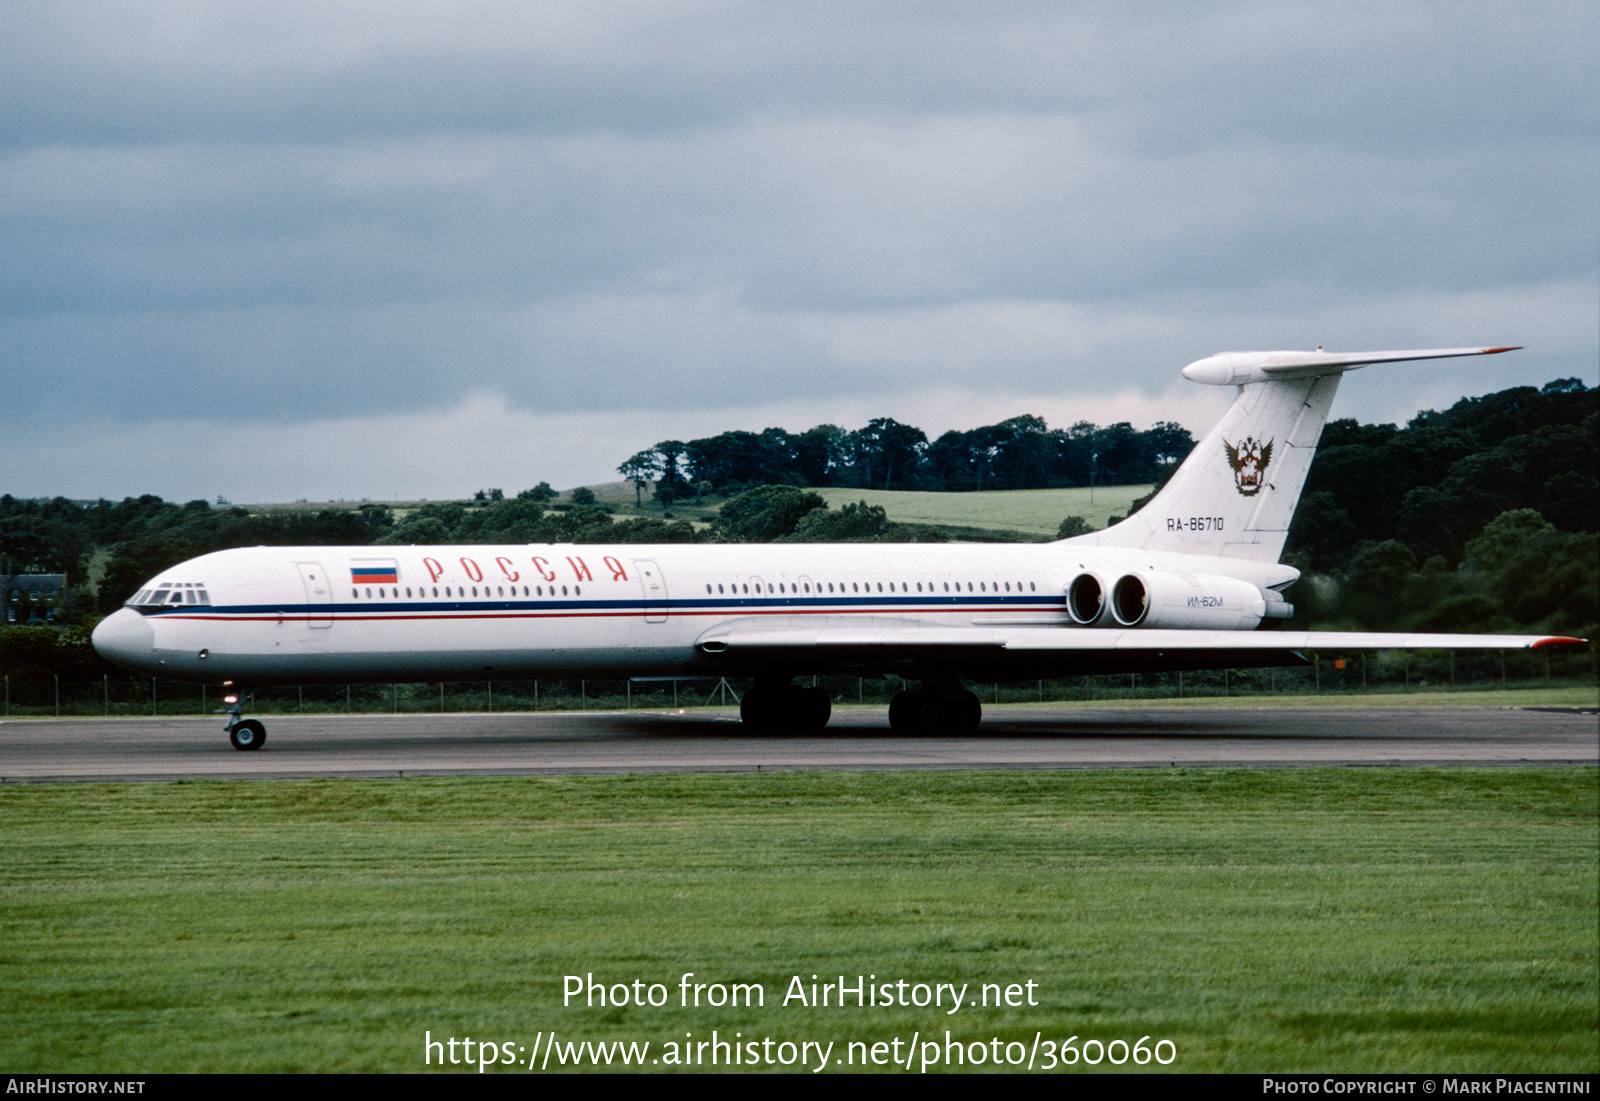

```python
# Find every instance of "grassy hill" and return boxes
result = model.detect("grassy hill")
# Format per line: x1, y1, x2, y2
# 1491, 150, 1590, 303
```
594, 481, 1154, 539
812, 485, 1151, 538
243, 481, 1154, 541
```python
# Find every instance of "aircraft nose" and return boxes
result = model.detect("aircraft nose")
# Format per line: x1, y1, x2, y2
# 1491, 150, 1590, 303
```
92, 608, 156, 672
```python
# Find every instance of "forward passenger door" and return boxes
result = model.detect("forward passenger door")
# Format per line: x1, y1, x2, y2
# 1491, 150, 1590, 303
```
633, 559, 667, 623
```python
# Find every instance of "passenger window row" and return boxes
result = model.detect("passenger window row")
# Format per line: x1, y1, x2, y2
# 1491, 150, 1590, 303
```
351, 584, 581, 600
701, 580, 1038, 595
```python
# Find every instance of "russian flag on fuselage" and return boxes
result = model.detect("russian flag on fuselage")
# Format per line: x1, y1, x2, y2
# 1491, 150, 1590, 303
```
351, 566, 399, 584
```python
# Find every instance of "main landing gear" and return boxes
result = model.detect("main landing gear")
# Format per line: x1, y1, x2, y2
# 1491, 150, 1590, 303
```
739, 678, 832, 733
888, 676, 982, 735
221, 690, 266, 751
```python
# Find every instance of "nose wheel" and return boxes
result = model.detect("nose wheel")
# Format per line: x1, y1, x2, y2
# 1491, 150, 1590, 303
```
228, 719, 267, 751
221, 692, 267, 751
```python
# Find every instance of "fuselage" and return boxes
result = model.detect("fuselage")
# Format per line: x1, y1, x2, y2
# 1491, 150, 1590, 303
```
91, 540, 1298, 687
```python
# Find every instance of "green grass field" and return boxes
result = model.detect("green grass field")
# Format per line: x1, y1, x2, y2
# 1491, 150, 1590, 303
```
567, 481, 1155, 537
2, 769, 1594, 1073
811, 486, 1150, 537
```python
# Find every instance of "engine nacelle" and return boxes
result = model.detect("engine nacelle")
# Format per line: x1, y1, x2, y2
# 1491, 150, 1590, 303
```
1066, 572, 1108, 624
1108, 570, 1273, 630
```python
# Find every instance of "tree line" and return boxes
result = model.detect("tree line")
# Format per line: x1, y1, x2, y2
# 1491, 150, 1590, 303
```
617, 415, 1198, 504
1288, 378, 1595, 569
1275, 377, 1596, 645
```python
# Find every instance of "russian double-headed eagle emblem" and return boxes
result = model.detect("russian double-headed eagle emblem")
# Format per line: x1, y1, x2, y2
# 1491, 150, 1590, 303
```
1224, 436, 1273, 496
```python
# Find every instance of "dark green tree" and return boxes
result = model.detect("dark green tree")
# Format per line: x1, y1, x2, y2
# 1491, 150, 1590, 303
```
716, 486, 826, 542
618, 450, 659, 507
850, 418, 927, 489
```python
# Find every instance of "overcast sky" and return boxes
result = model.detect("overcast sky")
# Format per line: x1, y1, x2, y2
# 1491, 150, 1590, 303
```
3, 1, 1595, 502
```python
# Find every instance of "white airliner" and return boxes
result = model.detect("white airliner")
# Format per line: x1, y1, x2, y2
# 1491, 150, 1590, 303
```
93, 346, 1584, 749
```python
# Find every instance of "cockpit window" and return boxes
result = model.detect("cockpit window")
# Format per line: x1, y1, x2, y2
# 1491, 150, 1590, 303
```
126, 581, 210, 611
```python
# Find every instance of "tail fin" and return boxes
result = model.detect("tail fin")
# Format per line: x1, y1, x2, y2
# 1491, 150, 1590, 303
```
1070, 346, 1519, 562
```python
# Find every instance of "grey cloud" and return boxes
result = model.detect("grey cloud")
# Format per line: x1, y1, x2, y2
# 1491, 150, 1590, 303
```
14, 276, 1582, 432
2, 3, 1592, 151
4, 122, 1591, 318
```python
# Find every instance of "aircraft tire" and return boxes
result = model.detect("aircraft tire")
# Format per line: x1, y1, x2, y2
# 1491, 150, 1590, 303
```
798, 686, 832, 731
740, 686, 796, 732
229, 720, 267, 751
887, 690, 926, 733
956, 691, 982, 734
739, 688, 772, 730
925, 690, 981, 736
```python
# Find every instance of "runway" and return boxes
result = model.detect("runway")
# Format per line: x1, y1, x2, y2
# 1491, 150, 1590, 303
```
0, 705, 1594, 781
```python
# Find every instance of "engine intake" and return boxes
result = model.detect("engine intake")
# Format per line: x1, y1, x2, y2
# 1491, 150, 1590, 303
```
1066, 573, 1106, 624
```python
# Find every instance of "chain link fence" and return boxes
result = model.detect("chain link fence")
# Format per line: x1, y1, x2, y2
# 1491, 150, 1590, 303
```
1, 647, 1591, 718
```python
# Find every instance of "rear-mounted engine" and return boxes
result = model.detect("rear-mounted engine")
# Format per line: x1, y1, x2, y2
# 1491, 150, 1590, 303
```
1092, 570, 1287, 630
1066, 573, 1107, 625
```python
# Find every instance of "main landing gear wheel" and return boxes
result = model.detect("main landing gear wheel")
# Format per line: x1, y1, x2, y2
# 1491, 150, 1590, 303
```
888, 687, 982, 735
739, 682, 832, 733
925, 690, 981, 736
888, 690, 925, 733
228, 719, 267, 751
797, 685, 831, 731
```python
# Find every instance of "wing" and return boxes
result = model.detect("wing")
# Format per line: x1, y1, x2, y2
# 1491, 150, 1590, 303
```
696, 617, 1585, 676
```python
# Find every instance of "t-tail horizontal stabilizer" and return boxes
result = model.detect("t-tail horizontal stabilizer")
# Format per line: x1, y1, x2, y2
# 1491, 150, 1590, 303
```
1181, 345, 1521, 386
1069, 346, 1520, 563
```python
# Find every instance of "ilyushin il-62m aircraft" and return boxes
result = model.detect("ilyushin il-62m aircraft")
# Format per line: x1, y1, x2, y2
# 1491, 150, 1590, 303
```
93, 346, 1585, 750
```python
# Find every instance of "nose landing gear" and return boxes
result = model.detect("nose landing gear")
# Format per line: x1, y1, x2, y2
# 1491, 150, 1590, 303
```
220, 691, 267, 751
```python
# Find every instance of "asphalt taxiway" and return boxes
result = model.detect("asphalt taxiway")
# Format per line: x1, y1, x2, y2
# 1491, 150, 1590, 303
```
0, 706, 1594, 782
